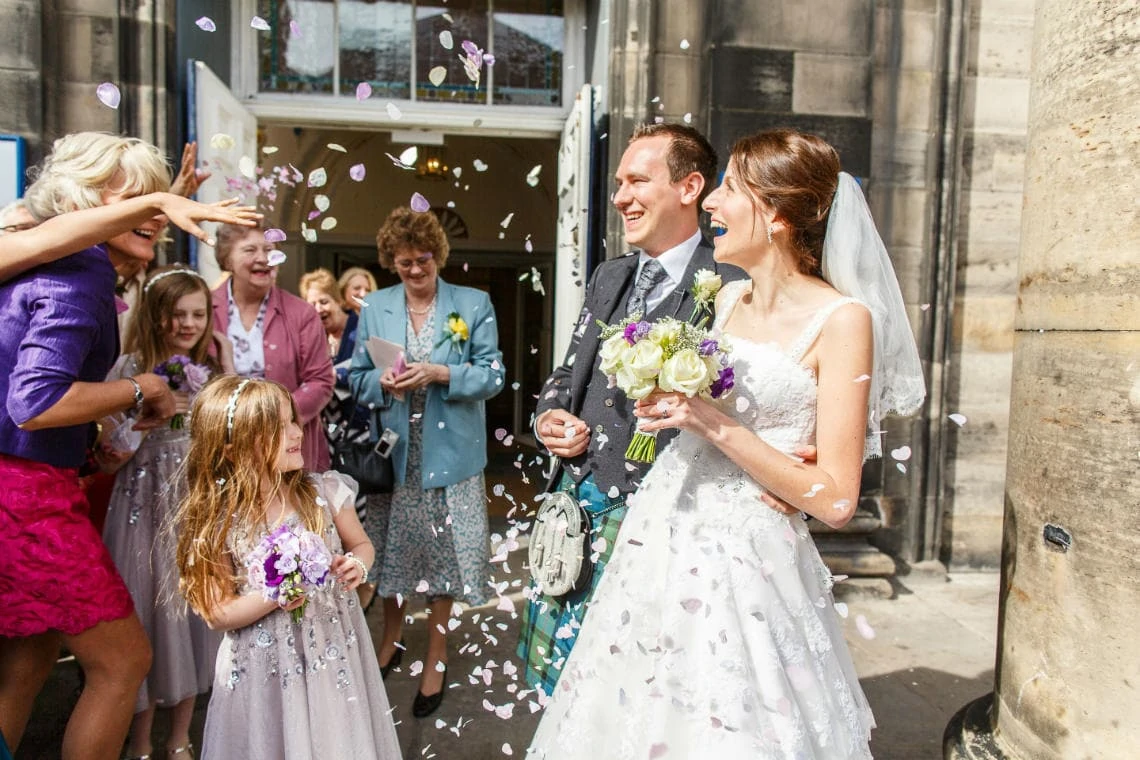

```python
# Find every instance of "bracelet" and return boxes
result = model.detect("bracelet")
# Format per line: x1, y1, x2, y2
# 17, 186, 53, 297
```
126, 377, 145, 412
344, 551, 369, 579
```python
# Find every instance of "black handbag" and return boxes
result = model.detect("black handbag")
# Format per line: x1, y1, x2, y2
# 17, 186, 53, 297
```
331, 421, 397, 495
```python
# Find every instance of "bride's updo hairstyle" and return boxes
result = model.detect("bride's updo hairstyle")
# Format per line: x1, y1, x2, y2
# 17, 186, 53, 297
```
730, 129, 841, 276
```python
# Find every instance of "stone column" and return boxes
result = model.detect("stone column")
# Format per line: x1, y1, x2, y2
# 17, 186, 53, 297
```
944, 2, 1140, 758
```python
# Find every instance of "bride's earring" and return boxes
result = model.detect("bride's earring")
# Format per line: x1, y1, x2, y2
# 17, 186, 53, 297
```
766, 225, 775, 245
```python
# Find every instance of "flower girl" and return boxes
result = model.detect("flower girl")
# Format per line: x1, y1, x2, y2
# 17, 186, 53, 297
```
174, 375, 400, 759
100, 265, 230, 758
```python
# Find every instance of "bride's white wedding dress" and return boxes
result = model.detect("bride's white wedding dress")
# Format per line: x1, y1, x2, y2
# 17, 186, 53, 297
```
527, 281, 875, 759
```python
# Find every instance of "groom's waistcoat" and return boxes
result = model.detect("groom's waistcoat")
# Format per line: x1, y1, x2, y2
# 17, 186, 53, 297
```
537, 241, 746, 497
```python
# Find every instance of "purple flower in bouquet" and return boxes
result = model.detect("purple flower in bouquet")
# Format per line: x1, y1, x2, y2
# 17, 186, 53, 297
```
698, 338, 719, 356
623, 320, 651, 345
154, 355, 211, 429
710, 366, 735, 399
246, 524, 332, 623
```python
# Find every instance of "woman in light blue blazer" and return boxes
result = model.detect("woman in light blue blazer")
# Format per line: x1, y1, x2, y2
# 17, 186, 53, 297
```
349, 206, 504, 718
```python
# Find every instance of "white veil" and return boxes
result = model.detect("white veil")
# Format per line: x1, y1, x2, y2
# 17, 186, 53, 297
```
822, 172, 926, 459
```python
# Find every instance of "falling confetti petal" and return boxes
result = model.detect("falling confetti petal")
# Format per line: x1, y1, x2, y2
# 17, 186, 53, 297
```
683, 112, 693, 124
308, 168, 327, 187
502, 744, 513, 756
410, 192, 431, 212
209, 133, 235, 151
195, 16, 216, 32
386, 101, 403, 120
349, 163, 366, 181
948, 413, 968, 427
428, 66, 448, 86
320, 216, 338, 231
890, 446, 912, 462
452, 167, 462, 178
264, 228, 286, 243
855, 614, 876, 639
327, 143, 347, 153
500, 212, 514, 228
832, 498, 852, 511
238, 155, 256, 179
439, 30, 454, 49
267, 250, 287, 266
301, 225, 317, 243
473, 159, 489, 172
680, 38, 690, 49
834, 602, 849, 618
398, 146, 418, 167
355, 82, 372, 101
526, 165, 542, 187
415, 579, 430, 593
250, 15, 270, 31
897, 462, 908, 474
262, 146, 279, 154
314, 194, 330, 212
289, 19, 301, 38
96, 83, 121, 109
649, 745, 669, 759
853, 374, 871, 383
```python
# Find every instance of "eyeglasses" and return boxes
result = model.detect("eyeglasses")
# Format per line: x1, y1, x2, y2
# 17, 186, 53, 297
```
393, 254, 435, 272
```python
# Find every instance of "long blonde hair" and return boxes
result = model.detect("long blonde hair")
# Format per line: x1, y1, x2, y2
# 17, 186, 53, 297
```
22, 132, 171, 221
176, 376, 321, 618
124, 266, 216, 371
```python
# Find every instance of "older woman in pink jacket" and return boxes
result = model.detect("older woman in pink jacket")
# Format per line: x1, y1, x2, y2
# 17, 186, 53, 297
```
211, 224, 334, 471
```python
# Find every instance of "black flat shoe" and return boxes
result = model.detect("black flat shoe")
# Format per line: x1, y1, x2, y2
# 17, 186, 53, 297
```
412, 666, 447, 718
379, 639, 404, 681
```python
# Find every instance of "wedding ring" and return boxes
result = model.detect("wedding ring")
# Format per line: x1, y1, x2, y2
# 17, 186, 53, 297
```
661, 406, 670, 418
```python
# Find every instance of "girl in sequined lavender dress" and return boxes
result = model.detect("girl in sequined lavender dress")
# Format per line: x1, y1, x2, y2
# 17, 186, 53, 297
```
174, 376, 400, 760
99, 266, 232, 759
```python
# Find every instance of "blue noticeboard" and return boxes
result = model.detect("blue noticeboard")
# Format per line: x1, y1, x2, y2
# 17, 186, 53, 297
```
0, 135, 26, 208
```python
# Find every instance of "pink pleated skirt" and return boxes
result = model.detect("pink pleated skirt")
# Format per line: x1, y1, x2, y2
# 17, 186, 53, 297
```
0, 454, 134, 637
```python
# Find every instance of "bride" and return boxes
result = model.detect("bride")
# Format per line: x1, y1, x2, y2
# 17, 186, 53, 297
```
526, 129, 925, 759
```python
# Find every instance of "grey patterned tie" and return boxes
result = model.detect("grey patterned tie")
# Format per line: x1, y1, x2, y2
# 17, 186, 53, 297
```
625, 259, 668, 318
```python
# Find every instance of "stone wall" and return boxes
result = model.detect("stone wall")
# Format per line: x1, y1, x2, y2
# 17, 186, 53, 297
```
0, 0, 43, 158
939, 0, 1035, 569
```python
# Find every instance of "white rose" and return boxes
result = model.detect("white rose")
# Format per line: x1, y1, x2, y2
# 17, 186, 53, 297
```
647, 319, 683, 349
598, 332, 628, 377
623, 339, 664, 379
693, 269, 722, 298
615, 366, 657, 399
658, 349, 711, 396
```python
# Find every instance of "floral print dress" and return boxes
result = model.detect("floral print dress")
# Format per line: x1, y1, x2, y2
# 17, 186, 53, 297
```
364, 307, 490, 605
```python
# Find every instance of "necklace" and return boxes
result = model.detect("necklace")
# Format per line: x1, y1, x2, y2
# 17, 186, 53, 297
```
406, 296, 436, 316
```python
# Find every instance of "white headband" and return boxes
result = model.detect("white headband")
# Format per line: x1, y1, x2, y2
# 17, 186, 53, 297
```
225, 378, 252, 440
143, 267, 207, 295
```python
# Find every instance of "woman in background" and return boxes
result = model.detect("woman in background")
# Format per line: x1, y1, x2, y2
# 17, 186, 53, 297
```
349, 207, 503, 718
211, 224, 334, 472
339, 266, 377, 313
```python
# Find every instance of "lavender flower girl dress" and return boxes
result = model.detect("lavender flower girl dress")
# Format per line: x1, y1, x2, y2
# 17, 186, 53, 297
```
201, 471, 400, 759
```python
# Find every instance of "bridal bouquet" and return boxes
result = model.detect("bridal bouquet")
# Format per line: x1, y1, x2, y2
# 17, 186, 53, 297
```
245, 524, 333, 623
153, 354, 211, 429
597, 315, 735, 462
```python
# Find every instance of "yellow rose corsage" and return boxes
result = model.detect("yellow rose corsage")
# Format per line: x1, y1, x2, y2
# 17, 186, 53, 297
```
437, 311, 470, 348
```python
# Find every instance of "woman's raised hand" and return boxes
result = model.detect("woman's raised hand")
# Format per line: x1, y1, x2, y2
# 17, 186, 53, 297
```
159, 194, 261, 246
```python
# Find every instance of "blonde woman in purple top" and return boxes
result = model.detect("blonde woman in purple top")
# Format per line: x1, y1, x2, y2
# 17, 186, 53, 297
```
0, 132, 257, 759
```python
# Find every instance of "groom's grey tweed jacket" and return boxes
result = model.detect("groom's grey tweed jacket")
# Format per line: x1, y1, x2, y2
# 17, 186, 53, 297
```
536, 240, 747, 497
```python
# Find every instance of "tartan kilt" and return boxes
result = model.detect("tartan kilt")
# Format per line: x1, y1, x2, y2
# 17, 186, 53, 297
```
517, 473, 628, 696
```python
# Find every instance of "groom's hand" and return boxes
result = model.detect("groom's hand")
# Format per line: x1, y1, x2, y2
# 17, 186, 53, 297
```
537, 409, 591, 458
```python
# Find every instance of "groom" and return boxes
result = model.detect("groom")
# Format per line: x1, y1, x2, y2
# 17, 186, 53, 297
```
517, 123, 746, 694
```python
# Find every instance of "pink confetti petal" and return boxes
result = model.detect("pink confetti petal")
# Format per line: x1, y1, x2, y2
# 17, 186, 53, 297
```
263, 228, 286, 243
355, 82, 372, 101
195, 16, 216, 32
349, 163, 366, 181
96, 83, 121, 109
410, 192, 431, 212
289, 20, 301, 38
267, 250, 287, 267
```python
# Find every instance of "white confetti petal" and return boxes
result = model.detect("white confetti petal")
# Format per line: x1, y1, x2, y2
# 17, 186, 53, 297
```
320, 216, 337, 231
429, 66, 448, 86
308, 168, 327, 187
209, 133, 235, 151
327, 143, 347, 153
195, 16, 216, 32
890, 446, 912, 462
238, 155, 256, 179
386, 101, 403, 120
440, 31, 454, 49
96, 83, 121, 109
250, 15, 271, 31
525, 164, 542, 187
948, 413, 968, 427
314, 194, 330, 212
473, 159, 489, 172
855, 614, 876, 639
854, 374, 871, 383
267, 251, 286, 267
834, 601, 849, 618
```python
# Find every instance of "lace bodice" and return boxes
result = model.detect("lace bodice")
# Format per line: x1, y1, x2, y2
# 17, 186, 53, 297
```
664, 280, 859, 480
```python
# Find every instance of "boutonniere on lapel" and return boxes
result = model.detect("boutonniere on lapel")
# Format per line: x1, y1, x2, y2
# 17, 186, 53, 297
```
436, 312, 470, 349
689, 269, 723, 321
